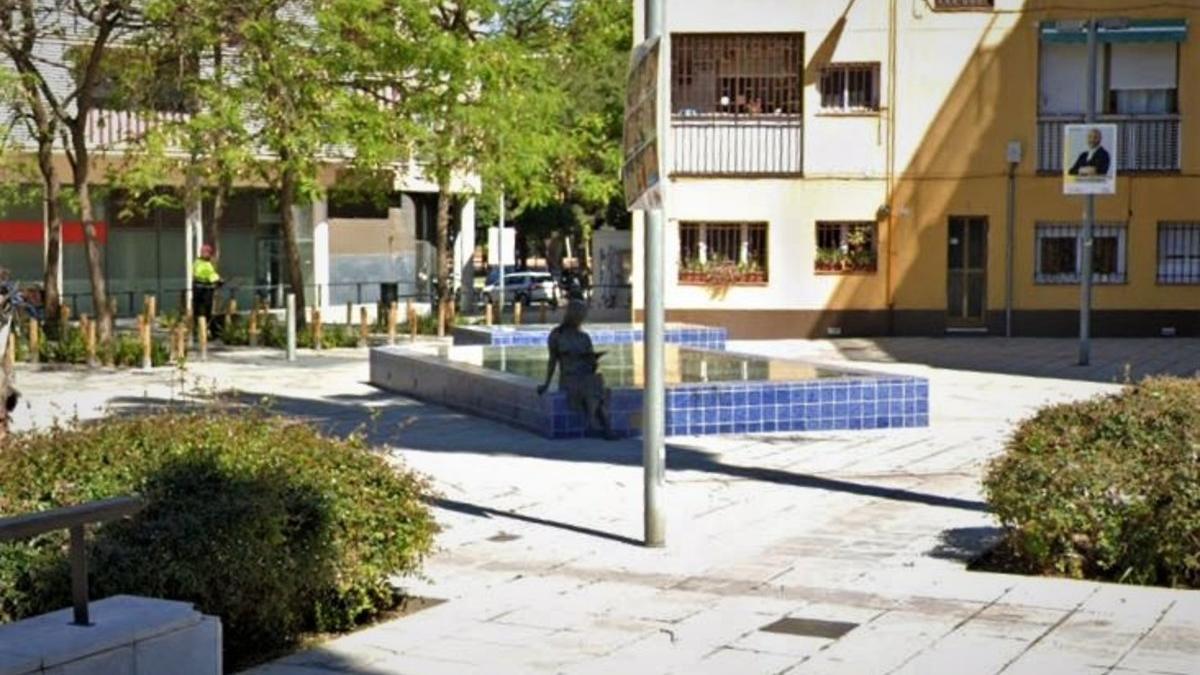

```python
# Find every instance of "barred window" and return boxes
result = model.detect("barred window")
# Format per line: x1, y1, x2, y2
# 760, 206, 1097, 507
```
679, 222, 768, 283
815, 222, 877, 273
819, 64, 880, 112
1157, 223, 1200, 284
1035, 223, 1127, 284
933, 0, 994, 9
672, 34, 804, 117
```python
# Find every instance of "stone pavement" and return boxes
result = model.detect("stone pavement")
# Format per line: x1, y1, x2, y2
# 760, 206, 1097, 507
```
8, 338, 1200, 675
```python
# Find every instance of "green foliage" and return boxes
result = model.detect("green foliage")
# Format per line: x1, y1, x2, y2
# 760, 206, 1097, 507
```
0, 411, 437, 669
984, 377, 1200, 588
14, 325, 170, 368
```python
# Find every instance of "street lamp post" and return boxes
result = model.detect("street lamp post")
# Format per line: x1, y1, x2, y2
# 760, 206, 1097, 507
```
642, 0, 666, 548
1079, 19, 1098, 366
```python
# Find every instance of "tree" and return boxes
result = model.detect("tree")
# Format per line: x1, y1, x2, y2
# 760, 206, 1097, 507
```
0, 0, 69, 329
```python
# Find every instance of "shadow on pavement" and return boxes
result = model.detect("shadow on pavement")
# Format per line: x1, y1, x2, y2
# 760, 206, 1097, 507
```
927, 526, 1004, 563
432, 497, 643, 547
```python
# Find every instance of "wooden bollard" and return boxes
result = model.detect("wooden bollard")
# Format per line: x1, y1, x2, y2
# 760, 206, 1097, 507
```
359, 306, 369, 347
198, 316, 208, 361
408, 306, 418, 342
514, 302, 523, 326
226, 298, 237, 324
485, 300, 494, 326
436, 301, 446, 338
28, 318, 39, 364
313, 309, 323, 350
82, 315, 97, 366
5, 331, 15, 373
346, 302, 353, 326
539, 303, 547, 324
387, 302, 398, 345
248, 309, 260, 347
140, 316, 152, 369
60, 304, 71, 340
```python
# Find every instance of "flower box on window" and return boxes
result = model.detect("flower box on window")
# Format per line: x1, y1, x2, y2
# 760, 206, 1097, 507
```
815, 248, 877, 274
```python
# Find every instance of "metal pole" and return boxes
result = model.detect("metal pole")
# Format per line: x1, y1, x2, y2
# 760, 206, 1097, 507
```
1005, 161, 1016, 338
642, 0, 666, 548
286, 292, 297, 361
498, 192, 506, 318
69, 524, 89, 625
1079, 19, 1097, 366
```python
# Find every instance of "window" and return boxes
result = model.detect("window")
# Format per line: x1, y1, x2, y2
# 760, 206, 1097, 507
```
672, 34, 804, 117
1035, 222, 1127, 284
1157, 223, 1200, 284
679, 222, 768, 284
815, 222, 877, 273
1039, 41, 1178, 116
71, 46, 197, 113
819, 64, 880, 112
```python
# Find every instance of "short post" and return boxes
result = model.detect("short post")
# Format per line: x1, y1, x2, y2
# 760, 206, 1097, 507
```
197, 316, 208, 361
485, 299, 494, 326
313, 309, 324, 350
346, 301, 353, 326
82, 315, 97, 367
226, 297, 237, 325
4, 331, 15, 373
437, 301, 446, 338
28, 317, 39, 364
107, 297, 118, 332
69, 524, 88, 625
286, 293, 297, 361
409, 304, 418, 342
60, 304, 71, 341
387, 302, 398, 345
359, 306, 369, 347
514, 302, 523, 326
249, 308, 260, 347
539, 303, 547, 325
140, 316, 152, 370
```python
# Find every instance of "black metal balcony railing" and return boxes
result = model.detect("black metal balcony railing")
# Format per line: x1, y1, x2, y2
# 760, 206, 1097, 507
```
1038, 116, 1181, 173
933, 0, 994, 9
671, 115, 803, 177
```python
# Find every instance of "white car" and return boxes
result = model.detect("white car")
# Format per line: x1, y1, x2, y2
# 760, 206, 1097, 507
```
483, 272, 558, 307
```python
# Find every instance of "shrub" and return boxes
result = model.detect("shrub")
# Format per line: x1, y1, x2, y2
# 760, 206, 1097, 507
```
19, 327, 170, 368
984, 377, 1200, 588
0, 411, 437, 669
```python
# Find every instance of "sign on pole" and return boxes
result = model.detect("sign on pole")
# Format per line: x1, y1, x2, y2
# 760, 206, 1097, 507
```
487, 227, 515, 267
1063, 123, 1118, 195
623, 36, 663, 211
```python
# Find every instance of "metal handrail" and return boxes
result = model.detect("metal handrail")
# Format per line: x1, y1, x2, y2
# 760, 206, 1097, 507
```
0, 496, 144, 626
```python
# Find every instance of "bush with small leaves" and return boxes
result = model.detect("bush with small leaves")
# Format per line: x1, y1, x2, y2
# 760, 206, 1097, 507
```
984, 377, 1200, 588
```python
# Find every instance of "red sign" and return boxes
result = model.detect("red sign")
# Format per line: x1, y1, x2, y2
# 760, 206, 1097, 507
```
0, 221, 109, 244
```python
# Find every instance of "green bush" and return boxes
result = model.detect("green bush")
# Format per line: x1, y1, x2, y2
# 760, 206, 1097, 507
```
219, 310, 461, 349
984, 377, 1200, 588
17, 326, 170, 368
0, 411, 438, 669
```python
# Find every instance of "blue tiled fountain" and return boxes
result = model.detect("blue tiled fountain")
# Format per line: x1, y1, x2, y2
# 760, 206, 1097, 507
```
453, 323, 727, 350
370, 340, 930, 439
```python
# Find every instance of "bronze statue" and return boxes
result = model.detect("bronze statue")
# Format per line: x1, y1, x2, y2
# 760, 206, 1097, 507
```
537, 299, 616, 439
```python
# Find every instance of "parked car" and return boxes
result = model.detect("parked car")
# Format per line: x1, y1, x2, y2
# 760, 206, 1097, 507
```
483, 272, 558, 307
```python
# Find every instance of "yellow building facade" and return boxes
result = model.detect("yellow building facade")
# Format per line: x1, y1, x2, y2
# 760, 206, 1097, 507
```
632, 0, 1199, 338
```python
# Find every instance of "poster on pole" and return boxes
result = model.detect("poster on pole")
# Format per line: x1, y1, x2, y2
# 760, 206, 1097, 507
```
1063, 123, 1118, 195
622, 36, 663, 211
487, 227, 515, 266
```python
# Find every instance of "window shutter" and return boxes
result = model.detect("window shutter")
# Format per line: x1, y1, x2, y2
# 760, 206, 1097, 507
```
1110, 43, 1177, 90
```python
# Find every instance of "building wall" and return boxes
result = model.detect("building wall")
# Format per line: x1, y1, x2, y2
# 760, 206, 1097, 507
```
634, 0, 1200, 337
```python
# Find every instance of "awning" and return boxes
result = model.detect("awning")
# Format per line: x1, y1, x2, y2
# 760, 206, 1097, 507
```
1041, 19, 1188, 44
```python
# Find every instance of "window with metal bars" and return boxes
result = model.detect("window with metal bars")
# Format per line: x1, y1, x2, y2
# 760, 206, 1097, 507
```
815, 222, 877, 273
819, 64, 880, 113
1157, 223, 1200, 284
933, 0, 994, 10
671, 34, 803, 117
679, 222, 769, 284
1035, 223, 1127, 284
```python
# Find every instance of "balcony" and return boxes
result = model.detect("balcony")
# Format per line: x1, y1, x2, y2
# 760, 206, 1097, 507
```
84, 109, 189, 151
670, 115, 803, 177
1037, 115, 1181, 173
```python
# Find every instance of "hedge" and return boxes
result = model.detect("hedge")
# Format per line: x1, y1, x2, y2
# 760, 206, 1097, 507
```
0, 411, 438, 670
984, 377, 1200, 588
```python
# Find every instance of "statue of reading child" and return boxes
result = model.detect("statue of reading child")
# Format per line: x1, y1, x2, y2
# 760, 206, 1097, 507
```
536, 299, 617, 440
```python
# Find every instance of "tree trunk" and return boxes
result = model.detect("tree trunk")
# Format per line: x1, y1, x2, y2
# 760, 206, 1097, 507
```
280, 165, 307, 328
70, 132, 112, 342
209, 175, 231, 266
37, 142, 63, 328
435, 177, 452, 329
0, 285, 11, 444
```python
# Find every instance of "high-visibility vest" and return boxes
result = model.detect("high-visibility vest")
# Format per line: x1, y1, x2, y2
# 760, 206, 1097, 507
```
193, 259, 220, 285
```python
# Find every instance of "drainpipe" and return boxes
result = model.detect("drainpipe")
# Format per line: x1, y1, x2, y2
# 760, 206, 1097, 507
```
1005, 159, 1017, 337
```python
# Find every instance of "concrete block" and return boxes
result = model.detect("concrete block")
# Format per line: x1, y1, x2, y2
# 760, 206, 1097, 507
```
44, 646, 133, 675
134, 614, 221, 675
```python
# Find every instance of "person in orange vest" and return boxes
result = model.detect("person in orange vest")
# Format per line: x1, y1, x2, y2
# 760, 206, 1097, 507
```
192, 245, 221, 337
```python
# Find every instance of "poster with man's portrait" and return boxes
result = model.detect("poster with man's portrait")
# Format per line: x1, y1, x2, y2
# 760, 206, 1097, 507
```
1063, 124, 1118, 195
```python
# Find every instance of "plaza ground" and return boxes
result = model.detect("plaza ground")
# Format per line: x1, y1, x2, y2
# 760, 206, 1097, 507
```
10, 338, 1200, 674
